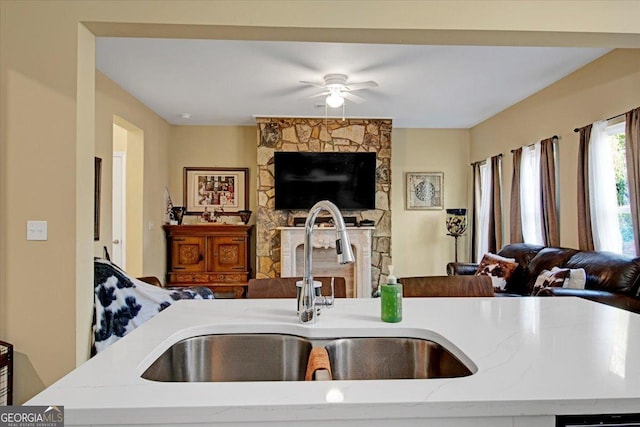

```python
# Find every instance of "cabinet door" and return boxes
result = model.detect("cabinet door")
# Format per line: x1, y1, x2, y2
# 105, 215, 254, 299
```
210, 236, 247, 272
170, 236, 205, 272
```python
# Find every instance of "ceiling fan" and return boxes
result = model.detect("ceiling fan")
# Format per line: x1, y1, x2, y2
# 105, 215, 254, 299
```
300, 74, 378, 108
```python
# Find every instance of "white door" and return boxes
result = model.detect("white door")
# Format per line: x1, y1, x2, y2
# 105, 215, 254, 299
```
112, 151, 126, 268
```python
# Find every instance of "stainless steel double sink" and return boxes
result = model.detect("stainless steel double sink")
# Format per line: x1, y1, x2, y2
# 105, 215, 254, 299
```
141, 334, 475, 382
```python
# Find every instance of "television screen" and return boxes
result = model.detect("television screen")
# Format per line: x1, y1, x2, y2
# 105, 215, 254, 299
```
274, 152, 376, 210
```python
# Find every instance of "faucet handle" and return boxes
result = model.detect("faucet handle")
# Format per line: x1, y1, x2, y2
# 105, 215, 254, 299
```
318, 277, 335, 309
328, 277, 336, 308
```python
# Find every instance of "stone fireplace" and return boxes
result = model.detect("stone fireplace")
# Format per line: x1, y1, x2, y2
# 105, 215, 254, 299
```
255, 117, 392, 295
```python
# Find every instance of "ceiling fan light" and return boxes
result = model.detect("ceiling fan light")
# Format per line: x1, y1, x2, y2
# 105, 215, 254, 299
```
326, 92, 344, 108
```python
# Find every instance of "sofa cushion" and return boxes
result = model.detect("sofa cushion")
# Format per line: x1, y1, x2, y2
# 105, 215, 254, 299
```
497, 243, 545, 294
565, 251, 640, 295
476, 253, 519, 292
497, 243, 545, 265
446, 262, 480, 276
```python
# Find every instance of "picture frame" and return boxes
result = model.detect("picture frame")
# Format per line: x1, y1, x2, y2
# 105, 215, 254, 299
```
94, 157, 102, 240
405, 172, 444, 210
183, 167, 249, 215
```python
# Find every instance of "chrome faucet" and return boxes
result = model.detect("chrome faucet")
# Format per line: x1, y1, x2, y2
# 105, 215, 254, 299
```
298, 200, 355, 323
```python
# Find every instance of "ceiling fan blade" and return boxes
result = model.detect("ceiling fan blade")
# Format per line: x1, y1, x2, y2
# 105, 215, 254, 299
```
345, 81, 379, 91
299, 80, 326, 89
343, 92, 365, 104
309, 91, 330, 98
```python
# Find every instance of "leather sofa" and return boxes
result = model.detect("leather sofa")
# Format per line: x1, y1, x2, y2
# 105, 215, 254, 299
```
447, 243, 640, 313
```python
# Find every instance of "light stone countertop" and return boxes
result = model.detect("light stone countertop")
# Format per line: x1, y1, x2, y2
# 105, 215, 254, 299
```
27, 297, 640, 427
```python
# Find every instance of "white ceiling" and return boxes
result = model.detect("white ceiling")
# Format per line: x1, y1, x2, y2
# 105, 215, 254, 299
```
95, 38, 609, 129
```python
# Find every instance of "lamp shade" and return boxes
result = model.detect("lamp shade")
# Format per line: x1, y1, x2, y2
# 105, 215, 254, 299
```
445, 208, 467, 236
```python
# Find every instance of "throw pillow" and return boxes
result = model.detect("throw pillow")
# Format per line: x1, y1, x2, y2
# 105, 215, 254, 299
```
563, 267, 587, 290
532, 266, 587, 295
475, 253, 519, 292
532, 268, 570, 295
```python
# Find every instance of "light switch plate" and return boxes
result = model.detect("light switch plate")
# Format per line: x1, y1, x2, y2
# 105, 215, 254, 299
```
27, 220, 48, 241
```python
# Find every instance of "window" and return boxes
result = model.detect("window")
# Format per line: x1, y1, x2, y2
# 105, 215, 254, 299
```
520, 143, 544, 245
607, 121, 635, 257
588, 120, 635, 257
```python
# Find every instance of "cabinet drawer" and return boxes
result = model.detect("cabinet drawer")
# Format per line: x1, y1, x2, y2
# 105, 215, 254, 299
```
170, 273, 210, 283
208, 273, 247, 283
170, 273, 247, 284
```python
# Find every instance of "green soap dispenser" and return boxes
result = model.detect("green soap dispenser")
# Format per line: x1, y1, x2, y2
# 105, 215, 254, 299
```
381, 265, 402, 323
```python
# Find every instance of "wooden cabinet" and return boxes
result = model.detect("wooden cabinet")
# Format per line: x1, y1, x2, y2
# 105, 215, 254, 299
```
163, 224, 252, 298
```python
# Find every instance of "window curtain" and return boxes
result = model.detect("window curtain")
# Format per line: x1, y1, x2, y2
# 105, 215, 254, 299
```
472, 155, 502, 261
488, 155, 503, 253
540, 136, 560, 246
521, 143, 544, 245
471, 162, 482, 262
589, 120, 623, 253
476, 159, 492, 262
577, 125, 594, 251
510, 148, 523, 243
626, 107, 640, 255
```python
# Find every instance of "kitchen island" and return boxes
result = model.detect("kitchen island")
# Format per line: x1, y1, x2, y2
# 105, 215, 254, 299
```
28, 297, 640, 426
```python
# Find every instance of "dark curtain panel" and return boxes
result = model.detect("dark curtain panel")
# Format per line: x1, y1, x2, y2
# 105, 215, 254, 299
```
626, 107, 640, 255
471, 162, 482, 262
510, 148, 523, 243
488, 155, 503, 253
577, 125, 595, 251
540, 137, 560, 246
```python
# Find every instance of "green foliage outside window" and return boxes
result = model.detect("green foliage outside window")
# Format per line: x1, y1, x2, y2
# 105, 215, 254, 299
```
610, 132, 635, 256
611, 134, 628, 206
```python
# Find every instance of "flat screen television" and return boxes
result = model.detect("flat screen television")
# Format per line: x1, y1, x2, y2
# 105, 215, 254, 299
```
274, 152, 376, 210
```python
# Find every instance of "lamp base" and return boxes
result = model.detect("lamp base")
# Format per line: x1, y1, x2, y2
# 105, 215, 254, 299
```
447, 233, 464, 263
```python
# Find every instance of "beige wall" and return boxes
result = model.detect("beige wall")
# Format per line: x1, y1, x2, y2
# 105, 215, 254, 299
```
169, 126, 258, 217
1, 3, 82, 405
2, 0, 640, 404
169, 126, 258, 274
95, 72, 171, 281
392, 129, 471, 276
110, 117, 145, 277
471, 49, 640, 250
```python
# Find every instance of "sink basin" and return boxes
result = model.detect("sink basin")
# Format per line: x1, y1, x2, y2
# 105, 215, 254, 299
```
324, 337, 473, 380
141, 334, 313, 382
141, 334, 474, 382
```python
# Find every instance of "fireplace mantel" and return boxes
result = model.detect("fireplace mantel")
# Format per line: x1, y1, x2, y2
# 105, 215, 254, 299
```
279, 227, 373, 298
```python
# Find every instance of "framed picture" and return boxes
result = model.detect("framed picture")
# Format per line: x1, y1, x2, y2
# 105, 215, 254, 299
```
184, 167, 249, 215
405, 172, 444, 210
94, 157, 102, 240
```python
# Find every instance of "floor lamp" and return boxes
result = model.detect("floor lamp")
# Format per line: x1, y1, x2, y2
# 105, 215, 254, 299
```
446, 208, 467, 263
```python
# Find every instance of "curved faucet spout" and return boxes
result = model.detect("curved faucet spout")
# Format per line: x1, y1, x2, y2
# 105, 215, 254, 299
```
299, 200, 354, 323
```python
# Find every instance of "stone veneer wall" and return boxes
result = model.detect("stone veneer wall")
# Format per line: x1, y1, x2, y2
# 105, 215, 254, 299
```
255, 117, 392, 294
